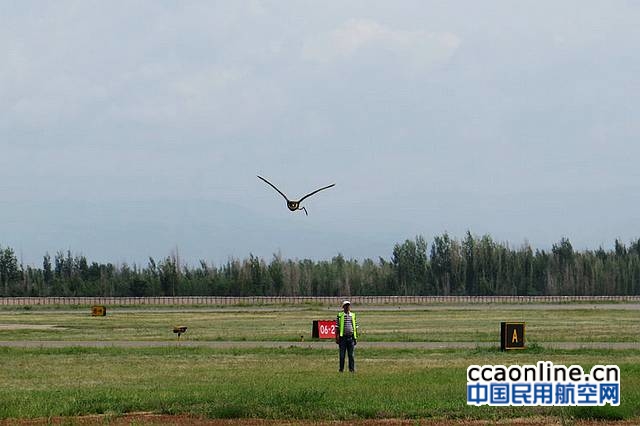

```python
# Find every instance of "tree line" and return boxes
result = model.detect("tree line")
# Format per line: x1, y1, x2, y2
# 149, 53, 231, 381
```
1, 232, 640, 297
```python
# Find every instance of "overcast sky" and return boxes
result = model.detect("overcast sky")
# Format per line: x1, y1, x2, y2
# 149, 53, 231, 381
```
1, 1, 639, 265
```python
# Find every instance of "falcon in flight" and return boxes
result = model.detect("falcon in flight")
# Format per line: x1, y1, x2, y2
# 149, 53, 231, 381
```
257, 175, 335, 216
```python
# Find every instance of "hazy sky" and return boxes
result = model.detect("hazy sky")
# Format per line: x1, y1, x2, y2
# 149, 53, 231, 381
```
2, 1, 639, 265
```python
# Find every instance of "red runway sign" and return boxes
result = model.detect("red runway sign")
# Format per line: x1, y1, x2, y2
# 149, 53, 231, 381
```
312, 320, 337, 339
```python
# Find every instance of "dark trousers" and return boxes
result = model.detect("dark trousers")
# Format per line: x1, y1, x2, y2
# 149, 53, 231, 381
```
339, 335, 355, 372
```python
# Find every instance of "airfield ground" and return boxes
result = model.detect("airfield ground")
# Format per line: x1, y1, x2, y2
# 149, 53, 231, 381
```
0, 301, 638, 424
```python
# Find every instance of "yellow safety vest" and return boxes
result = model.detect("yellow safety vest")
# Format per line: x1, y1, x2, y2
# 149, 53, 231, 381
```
337, 311, 357, 338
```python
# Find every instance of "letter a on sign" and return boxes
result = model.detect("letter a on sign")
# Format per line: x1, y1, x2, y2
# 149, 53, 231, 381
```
501, 322, 525, 350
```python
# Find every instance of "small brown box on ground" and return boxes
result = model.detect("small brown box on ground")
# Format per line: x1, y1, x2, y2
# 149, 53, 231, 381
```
91, 305, 106, 316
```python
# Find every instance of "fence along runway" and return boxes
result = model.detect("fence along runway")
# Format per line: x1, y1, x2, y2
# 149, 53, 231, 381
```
1, 295, 640, 306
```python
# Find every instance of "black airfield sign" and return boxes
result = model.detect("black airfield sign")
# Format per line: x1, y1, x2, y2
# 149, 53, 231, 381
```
501, 322, 525, 351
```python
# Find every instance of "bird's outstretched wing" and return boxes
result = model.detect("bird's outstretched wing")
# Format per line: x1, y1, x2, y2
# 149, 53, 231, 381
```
257, 175, 290, 201
298, 183, 335, 203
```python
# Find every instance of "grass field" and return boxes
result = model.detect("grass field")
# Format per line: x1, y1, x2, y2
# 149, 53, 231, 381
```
1, 304, 638, 343
0, 303, 638, 423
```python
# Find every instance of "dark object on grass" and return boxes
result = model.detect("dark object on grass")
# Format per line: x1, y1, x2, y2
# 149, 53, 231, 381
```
173, 326, 187, 339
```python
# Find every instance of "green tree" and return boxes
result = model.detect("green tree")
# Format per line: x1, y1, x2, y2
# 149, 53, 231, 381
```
392, 236, 428, 295
430, 233, 452, 295
0, 247, 21, 296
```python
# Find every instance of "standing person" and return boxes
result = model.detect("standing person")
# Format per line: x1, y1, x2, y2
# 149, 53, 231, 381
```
336, 300, 357, 373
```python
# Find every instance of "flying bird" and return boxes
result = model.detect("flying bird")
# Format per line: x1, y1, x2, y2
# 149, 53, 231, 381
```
257, 175, 335, 216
